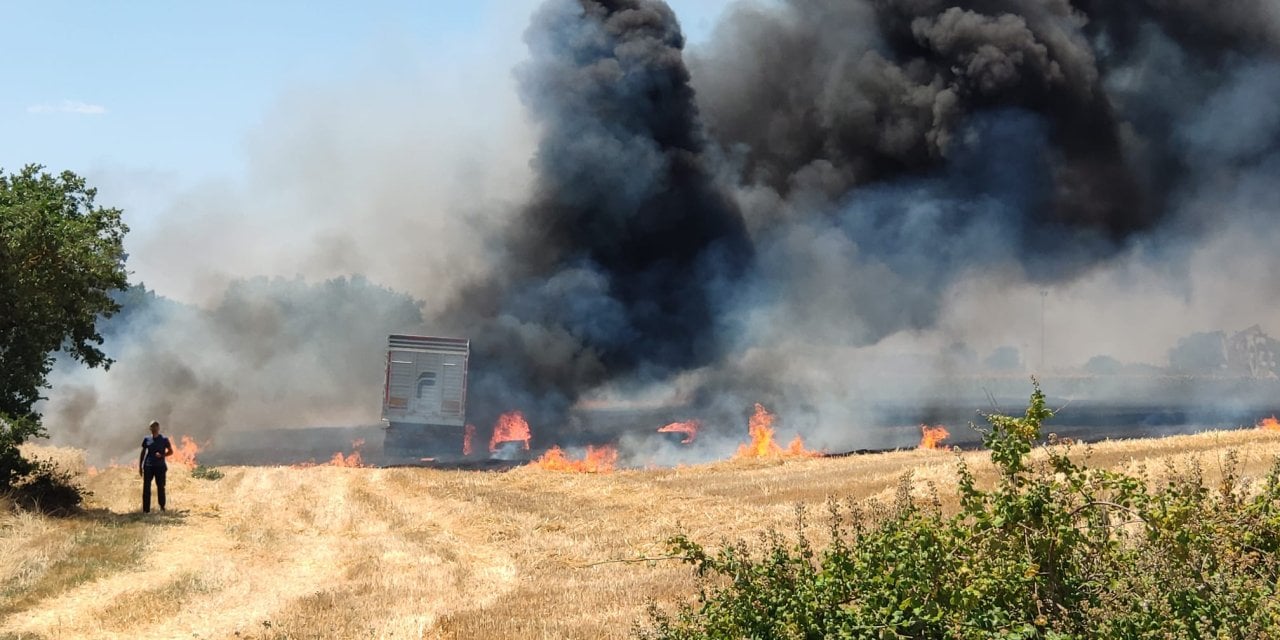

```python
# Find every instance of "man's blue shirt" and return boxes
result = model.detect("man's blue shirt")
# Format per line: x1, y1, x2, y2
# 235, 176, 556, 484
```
142, 435, 170, 469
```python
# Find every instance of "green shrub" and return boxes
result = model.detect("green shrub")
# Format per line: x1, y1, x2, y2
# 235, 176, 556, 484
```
2, 415, 88, 515
191, 465, 224, 481
3, 457, 87, 516
640, 381, 1280, 639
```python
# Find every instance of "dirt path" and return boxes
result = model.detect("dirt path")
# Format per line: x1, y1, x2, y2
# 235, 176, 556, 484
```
5, 428, 1280, 639
2, 466, 518, 639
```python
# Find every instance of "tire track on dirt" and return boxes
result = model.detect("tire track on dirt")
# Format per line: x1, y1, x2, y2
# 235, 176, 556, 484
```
5, 465, 523, 639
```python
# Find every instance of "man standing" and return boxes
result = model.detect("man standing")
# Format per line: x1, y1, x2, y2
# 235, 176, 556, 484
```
139, 420, 173, 513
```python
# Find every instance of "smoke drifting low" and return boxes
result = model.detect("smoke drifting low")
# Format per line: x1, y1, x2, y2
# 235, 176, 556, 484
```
41, 0, 1280, 457
46, 278, 422, 458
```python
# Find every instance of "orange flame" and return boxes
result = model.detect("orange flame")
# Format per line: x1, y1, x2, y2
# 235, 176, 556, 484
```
657, 420, 700, 444
736, 403, 781, 458
489, 411, 532, 453
785, 435, 820, 457
1259, 416, 1280, 432
328, 439, 366, 467
534, 445, 618, 473
919, 424, 950, 450
169, 436, 202, 467
463, 424, 476, 456
734, 403, 819, 459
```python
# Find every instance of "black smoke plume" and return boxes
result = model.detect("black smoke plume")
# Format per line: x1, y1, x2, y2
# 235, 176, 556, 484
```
437, 0, 752, 433
446, 0, 1280, 439
697, 2, 1155, 252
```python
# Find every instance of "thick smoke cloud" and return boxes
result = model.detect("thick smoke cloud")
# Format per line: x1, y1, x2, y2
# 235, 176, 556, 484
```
693, 0, 1158, 255
686, 0, 1280, 445
434, 0, 752, 432
673, 0, 1277, 328
46, 278, 423, 459
1077, 0, 1280, 57
436, 0, 1280, 440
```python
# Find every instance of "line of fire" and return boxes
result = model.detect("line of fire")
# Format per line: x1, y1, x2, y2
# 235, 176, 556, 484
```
135, 329, 1280, 474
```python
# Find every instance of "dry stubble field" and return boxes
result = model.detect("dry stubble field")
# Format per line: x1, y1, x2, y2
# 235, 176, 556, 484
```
4, 428, 1280, 640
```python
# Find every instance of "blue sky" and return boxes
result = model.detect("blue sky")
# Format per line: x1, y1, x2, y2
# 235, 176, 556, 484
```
1, 1, 735, 190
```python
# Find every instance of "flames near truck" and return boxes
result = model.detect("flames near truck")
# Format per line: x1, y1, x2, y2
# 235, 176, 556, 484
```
381, 334, 470, 460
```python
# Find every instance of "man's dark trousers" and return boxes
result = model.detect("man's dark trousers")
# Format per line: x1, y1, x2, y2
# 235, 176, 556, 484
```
143, 466, 166, 512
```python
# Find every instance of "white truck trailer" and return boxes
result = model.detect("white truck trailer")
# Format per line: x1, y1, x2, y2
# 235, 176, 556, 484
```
381, 334, 470, 459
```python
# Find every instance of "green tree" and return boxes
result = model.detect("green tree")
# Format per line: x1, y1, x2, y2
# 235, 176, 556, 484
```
0, 165, 129, 490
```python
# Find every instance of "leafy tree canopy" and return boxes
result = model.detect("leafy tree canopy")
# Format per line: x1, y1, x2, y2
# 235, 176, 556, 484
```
0, 165, 129, 487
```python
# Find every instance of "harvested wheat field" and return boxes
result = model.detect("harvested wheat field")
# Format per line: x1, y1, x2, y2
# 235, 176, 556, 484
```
5, 428, 1280, 640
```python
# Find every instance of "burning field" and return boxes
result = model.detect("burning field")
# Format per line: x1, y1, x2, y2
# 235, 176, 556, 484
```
153, 394, 1280, 474
37, 0, 1280, 470
9, 0, 1280, 632
6, 427, 1280, 639
192, 399, 937, 472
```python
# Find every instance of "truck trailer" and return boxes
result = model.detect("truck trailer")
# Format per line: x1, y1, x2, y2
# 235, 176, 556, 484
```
381, 334, 470, 459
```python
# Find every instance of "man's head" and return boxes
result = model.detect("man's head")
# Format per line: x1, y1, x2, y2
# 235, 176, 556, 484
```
149, 420, 160, 436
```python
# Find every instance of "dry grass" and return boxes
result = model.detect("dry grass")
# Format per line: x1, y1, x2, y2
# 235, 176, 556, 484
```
2, 428, 1280, 639
0, 522, 145, 618
16, 444, 88, 477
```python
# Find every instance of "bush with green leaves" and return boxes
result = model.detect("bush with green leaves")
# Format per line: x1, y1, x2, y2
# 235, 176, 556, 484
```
191, 465, 224, 481
0, 453, 87, 516
640, 382, 1280, 639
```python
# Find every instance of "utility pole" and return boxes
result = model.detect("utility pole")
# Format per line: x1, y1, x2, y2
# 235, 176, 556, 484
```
1040, 290, 1048, 373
